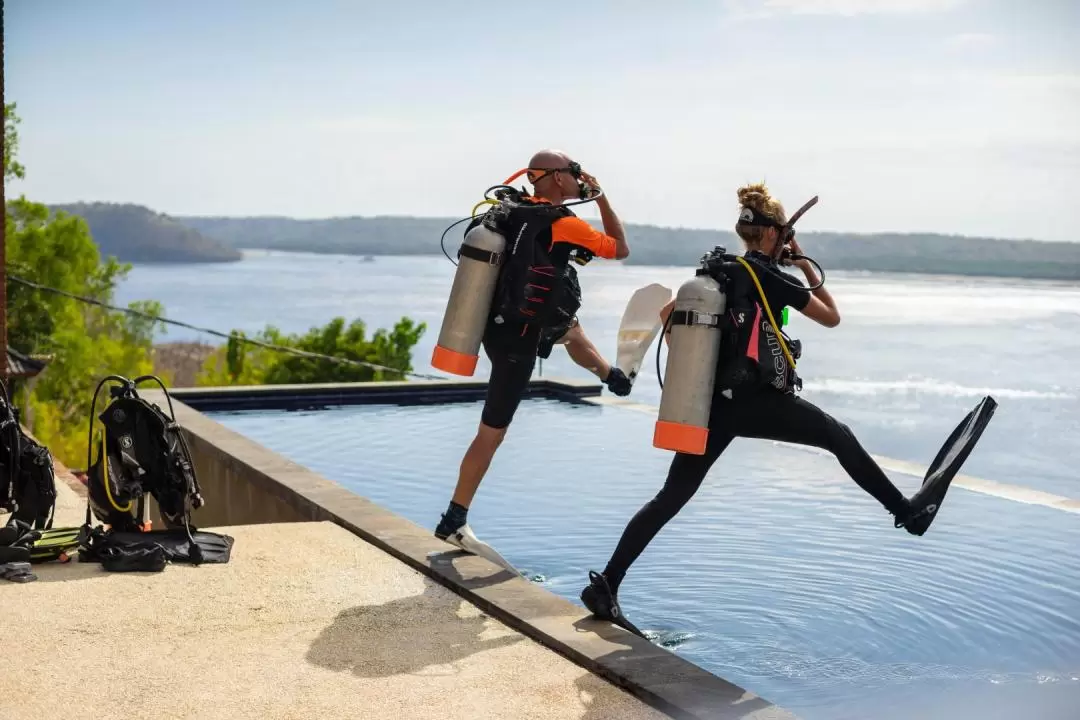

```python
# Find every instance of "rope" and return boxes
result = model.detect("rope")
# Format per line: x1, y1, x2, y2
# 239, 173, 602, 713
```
6, 273, 446, 381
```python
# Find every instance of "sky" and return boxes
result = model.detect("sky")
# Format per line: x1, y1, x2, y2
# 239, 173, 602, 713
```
4, 0, 1078, 242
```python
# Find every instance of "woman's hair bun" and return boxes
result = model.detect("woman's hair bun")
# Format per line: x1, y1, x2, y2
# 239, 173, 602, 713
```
737, 182, 772, 214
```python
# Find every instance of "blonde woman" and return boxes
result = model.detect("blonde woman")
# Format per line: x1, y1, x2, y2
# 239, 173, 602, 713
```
579, 182, 996, 635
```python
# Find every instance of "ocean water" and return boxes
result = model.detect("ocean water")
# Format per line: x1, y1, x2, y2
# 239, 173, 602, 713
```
115, 250, 1080, 497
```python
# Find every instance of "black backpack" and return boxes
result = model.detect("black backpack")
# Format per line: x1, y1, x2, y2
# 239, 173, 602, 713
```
0, 380, 57, 530
481, 191, 573, 333
81, 375, 216, 564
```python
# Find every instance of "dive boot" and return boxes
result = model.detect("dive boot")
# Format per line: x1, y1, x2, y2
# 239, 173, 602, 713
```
581, 570, 646, 639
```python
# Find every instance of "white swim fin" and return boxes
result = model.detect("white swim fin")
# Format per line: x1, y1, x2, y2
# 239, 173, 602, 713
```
615, 283, 672, 384
445, 523, 519, 575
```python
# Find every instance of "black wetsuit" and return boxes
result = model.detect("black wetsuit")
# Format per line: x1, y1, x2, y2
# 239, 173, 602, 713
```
600, 253, 911, 590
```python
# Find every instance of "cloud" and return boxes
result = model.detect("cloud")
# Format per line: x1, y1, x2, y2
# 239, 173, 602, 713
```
728, 0, 969, 17
944, 32, 996, 49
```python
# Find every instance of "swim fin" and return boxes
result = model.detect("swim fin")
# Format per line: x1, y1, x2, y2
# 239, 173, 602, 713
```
581, 571, 648, 640
615, 283, 672, 386
901, 395, 998, 536
444, 523, 519, 575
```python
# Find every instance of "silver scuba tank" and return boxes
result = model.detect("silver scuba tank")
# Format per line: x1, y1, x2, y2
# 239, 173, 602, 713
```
431, 221, 507, 376
653, 268, 727, 455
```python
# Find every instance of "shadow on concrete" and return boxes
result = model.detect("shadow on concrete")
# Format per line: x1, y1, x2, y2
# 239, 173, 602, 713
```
426, 548, 520, 590
22, 559, 113, 584
305, 580, 524, 678
572, 671, 670, 720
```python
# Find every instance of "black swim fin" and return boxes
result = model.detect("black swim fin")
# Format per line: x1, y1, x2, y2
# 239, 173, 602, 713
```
901, 395, 998, 536
581, 570, 648, 640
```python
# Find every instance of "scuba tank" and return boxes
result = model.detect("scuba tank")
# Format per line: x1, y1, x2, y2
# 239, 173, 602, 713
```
653, 249, 729, 455
432, 186, 572, 375
431, 220, 507, 376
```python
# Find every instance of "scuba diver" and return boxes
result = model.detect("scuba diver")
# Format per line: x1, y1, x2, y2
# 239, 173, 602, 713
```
578, 182, 997, 633
434, 149, 631, 551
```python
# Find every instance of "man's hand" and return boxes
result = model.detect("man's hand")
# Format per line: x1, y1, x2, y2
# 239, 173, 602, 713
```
579, 170, 602, 196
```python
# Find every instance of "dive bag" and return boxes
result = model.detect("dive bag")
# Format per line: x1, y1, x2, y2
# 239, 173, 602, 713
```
0, 380, 58, 530
79, 525, 233, 571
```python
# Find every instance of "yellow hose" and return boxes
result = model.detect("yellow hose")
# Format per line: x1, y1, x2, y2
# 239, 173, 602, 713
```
735, 256, 797, 373
98, 428, 133, 513
471, 199, 497, 217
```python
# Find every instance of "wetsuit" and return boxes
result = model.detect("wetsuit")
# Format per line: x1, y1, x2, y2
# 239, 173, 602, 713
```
599, 252, 912, 590
480, 213, 619, 429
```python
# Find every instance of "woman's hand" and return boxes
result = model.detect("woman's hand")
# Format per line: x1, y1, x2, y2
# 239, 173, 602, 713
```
787, 237, 813, 272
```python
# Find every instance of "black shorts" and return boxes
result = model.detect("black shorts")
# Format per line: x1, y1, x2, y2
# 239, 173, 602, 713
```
480, 329, 538, 430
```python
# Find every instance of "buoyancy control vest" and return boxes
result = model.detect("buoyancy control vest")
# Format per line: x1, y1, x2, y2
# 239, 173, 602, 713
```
0, 380, 58, 530
83, 375, 204, 534
78, 375, 234, 570
481, 193, 575, 335
712, 255, 803, 398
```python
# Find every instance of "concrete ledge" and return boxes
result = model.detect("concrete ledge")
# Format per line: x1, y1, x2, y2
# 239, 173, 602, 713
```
165, 376, 603, 412
134, 385, 795, 720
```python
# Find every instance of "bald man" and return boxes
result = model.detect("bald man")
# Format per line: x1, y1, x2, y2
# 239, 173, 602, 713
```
434, 150, 631, 549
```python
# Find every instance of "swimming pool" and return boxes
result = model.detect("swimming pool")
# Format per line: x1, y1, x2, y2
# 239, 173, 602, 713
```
210, 397, 1080, 720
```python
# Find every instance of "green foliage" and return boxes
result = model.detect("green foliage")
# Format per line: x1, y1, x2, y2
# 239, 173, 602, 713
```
5, 105, 165, 464
4, 103, 26, 183
197, 317, 426, 386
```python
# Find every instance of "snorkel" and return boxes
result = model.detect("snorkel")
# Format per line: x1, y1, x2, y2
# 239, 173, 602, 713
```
736, 194, 826, 293
777, 195, 819, 263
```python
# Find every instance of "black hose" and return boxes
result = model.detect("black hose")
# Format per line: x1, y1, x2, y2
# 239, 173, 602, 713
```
134, 374, 176, 420
766, 253, 826, 292
439, 184, 606, 266
439, 213, 484, 267
655, 311, 674, 390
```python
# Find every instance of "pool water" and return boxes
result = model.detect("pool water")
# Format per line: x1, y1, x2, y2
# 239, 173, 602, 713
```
211, 398, 1080, 720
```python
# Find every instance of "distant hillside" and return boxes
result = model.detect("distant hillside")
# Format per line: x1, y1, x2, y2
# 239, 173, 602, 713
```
178, 214, 1080, 281
50, 203, 242, 263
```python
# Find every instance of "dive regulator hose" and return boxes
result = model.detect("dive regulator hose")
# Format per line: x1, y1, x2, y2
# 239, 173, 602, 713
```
438, 176, 605, 267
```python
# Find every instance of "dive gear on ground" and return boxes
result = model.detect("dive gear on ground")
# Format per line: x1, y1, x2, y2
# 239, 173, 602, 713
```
1, 380, 58, 531
78, 374, 229, 570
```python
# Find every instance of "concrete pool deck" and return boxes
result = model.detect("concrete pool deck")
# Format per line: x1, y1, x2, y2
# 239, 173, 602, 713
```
1, 467, 672, 720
